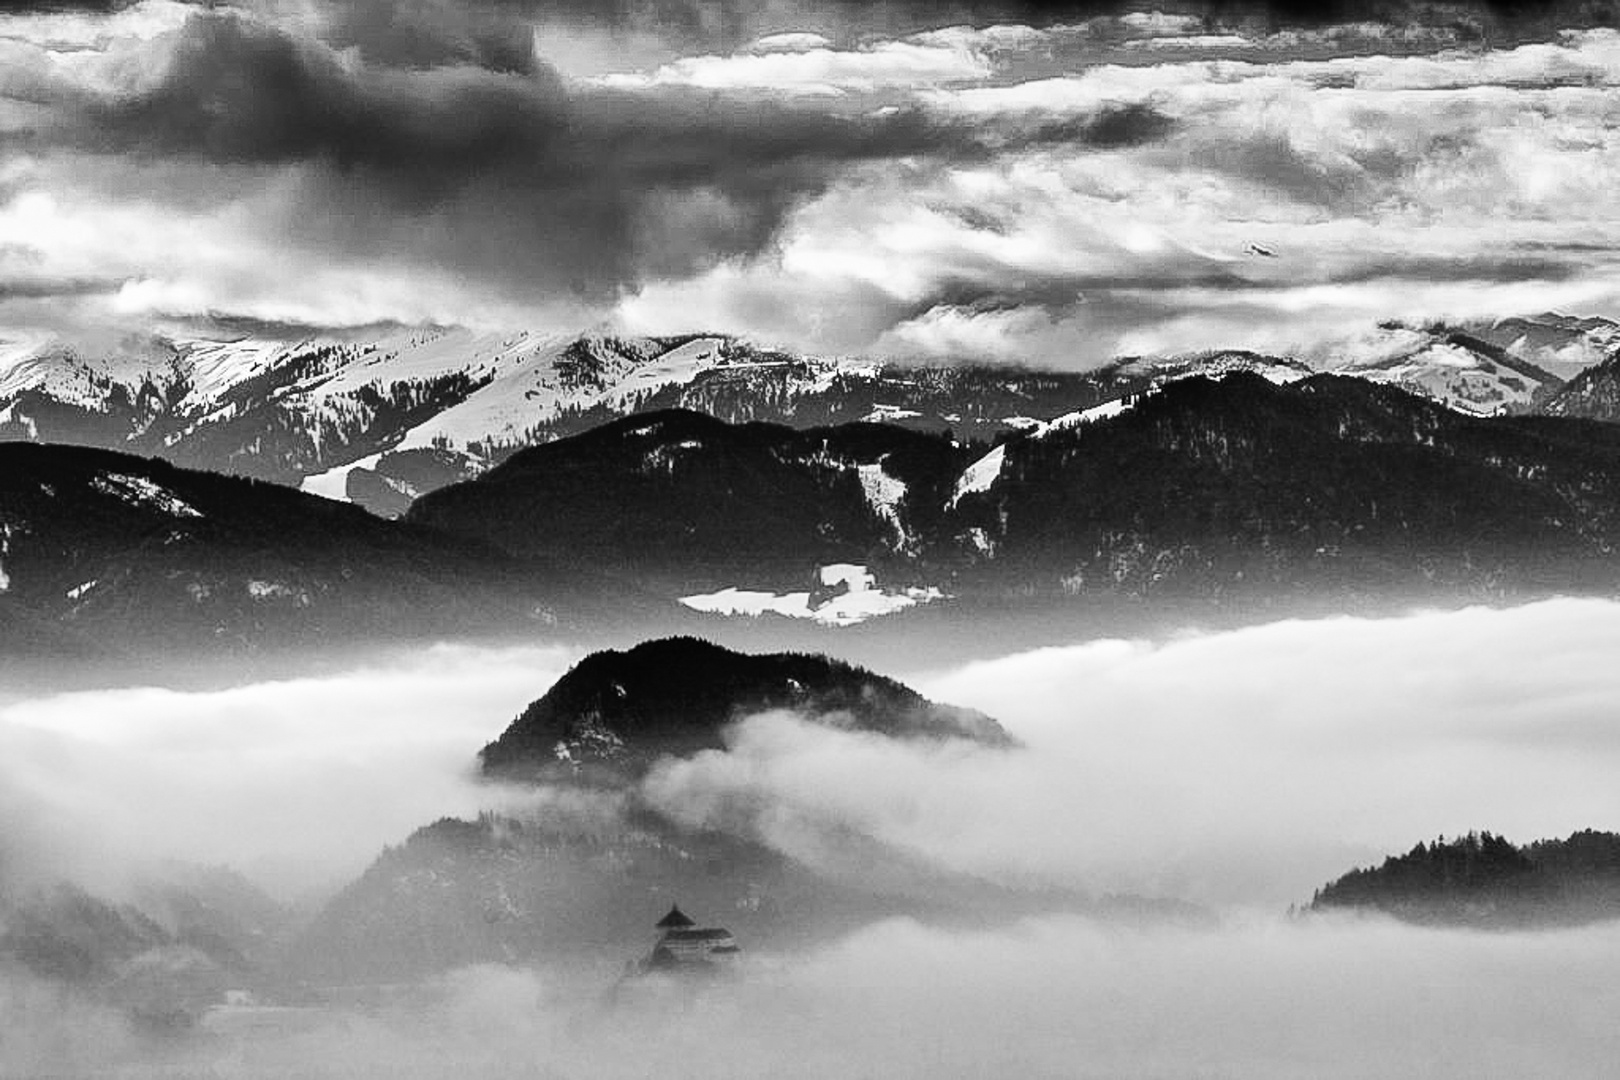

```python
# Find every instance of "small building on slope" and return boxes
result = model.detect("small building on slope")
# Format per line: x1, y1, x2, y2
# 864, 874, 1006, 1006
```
643, 904, 741, 971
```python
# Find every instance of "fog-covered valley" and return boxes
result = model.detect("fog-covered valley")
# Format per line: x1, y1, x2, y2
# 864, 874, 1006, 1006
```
5, 600, 1620, 1077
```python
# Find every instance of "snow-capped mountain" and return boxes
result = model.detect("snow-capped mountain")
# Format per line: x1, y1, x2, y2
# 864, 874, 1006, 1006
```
1461, 312, 1620, 381
1316, 324, 1566, 415
0, 318, 1609, 519
15, 371, 1620, 664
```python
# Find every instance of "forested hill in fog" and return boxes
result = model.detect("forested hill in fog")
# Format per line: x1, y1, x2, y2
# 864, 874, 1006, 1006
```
287, 640, 1101, 985
478, 636, 1012, 780
1310, 830, 1620, 928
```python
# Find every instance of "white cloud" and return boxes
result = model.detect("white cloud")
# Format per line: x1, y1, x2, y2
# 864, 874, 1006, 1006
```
6, 5, 1620, 362
645, 600, 1620, 907
27, 914, 1620, 1078
0, 643, 573, 898
591, 38, 991, 94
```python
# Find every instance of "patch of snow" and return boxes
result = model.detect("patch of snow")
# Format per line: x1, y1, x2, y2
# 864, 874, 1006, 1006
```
1034, 395, 1141, 437
678, 587, 817, 620
680, 563, 945, 626
89, 473, 203, 518
0, 522, 11, 594
862, 404, 923, 423
643, 439, 703, 475
857, 461, 911, 549
948, 444, 1007, 507
965, 526, 996, 557
300, 452, 383, 502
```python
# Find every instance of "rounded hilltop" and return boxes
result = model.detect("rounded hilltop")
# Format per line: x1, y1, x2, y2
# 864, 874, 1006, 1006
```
478, 636, 1012, 781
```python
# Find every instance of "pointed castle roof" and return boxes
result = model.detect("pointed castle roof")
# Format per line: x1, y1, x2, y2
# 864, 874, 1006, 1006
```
656, 904, 696, 929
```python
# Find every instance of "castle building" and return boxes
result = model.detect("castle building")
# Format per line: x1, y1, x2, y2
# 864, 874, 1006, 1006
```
644, 904, 741, 970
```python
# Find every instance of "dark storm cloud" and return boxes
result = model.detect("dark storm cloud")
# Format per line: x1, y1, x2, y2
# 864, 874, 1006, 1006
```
1, 1, 133, 11
0, 276, 119, 300
321, 0, 543, 74
297, 0, 1618, 70
33, 11, 1177, 303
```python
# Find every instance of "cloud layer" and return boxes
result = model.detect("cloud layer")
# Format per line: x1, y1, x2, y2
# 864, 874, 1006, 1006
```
1, 1, 1618, 358
646, 598, 1620, 905
0, 643, 572, 897
12, 915, 1620, 1078
5, 601, 1620, 1074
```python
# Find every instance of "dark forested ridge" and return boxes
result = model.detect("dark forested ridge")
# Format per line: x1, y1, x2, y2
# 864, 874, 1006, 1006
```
19, 371, 1620, 666
413, 376, 1620, 604
479, 636, 1011, 780
1309, 830, 1620, 927
1537, 352, 1620, 423
407, 409, 976, 593
0, 442, 632, 663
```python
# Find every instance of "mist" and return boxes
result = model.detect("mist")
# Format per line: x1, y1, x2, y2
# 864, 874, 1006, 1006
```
640, 598, 1620, 906
11, 915, 1619, 1079
4, 600, 1620, 1076
0, 642, 572, 898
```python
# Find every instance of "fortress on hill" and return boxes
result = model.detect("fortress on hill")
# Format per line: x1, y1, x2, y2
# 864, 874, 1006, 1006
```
642, 905, 741, 971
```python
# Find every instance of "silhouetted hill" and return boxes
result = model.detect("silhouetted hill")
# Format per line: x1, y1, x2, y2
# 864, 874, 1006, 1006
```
0, 866, 294, 1029
412, 378, 1620, 607
479, 636, 1011, 780
408, 410, 973, 594
1309, 830, 1620, 927
0, 442, 620, 660
952, 373, 1620, 599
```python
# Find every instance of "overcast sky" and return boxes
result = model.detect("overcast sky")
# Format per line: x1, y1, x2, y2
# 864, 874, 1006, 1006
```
2, 0, 1619, 364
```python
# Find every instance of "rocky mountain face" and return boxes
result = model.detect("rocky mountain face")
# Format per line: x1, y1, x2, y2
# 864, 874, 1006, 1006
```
1309, 830, 1620, 928
2, 320, 1601, 518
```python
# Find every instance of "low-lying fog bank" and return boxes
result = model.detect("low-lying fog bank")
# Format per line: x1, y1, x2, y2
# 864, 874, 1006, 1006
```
4, 598, 1620, 1076
0, 643, 574, 898
6, 913, 1618, 1079
7, 598, 1620, 905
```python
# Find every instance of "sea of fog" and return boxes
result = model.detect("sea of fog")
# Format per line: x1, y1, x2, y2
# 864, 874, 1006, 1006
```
4, 598, 1620, 1077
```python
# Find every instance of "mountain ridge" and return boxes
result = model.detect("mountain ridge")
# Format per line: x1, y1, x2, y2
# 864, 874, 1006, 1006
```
4, 316, 1610, 517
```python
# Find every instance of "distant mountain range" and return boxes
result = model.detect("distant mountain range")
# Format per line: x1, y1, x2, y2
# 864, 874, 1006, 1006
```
13, 369, 1620, 662
2, 313, 1613, 517
1308, 829, 1620, 928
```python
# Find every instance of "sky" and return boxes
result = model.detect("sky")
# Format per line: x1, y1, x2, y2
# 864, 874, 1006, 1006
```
2, 0, 1619, 366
